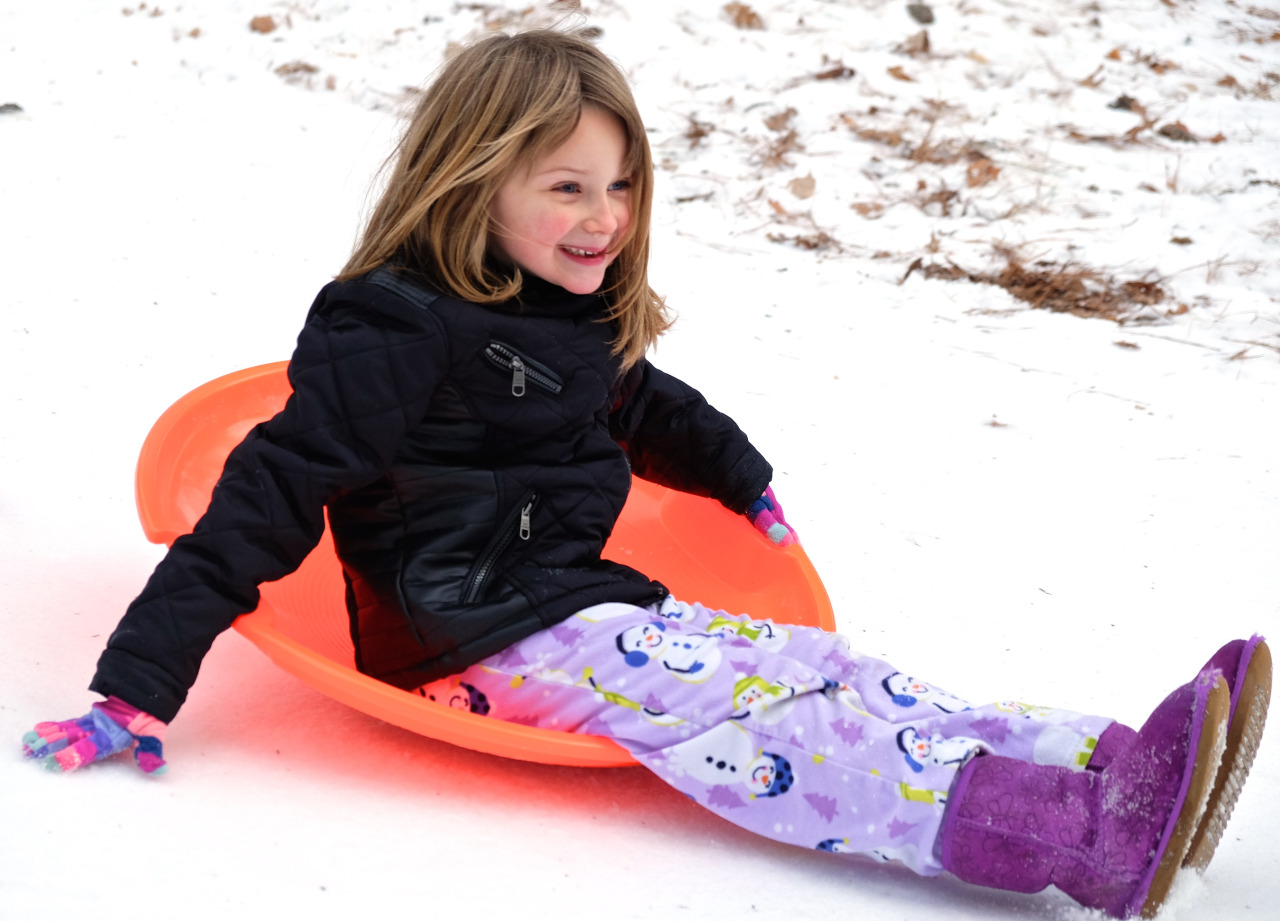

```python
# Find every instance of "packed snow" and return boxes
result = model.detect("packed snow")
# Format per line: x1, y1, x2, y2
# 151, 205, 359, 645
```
2, 1, 1277, 918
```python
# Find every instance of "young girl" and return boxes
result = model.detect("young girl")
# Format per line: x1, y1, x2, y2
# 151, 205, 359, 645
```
23, 29, 1268, 920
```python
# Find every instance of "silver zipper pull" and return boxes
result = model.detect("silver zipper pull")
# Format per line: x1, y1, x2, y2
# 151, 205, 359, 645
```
519, 501, 533, 540
511, 356, 526, 397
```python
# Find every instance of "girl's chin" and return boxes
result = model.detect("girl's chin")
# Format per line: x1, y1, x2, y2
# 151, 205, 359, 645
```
558, 276, 606, 294
552, 256, 612, 293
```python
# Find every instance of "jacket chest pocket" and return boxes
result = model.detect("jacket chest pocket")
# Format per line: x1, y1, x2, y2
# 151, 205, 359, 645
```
483, 341, 564, 398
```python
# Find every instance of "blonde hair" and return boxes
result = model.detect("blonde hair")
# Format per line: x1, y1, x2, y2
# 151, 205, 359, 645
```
340, 29, 671, 370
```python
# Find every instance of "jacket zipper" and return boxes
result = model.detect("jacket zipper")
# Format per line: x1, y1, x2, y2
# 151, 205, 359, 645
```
462, 491, 538, 604
484, 342, 564, 397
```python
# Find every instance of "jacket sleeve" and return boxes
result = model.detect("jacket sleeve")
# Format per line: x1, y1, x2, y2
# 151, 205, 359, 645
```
90, 282, 450, 722
608, 359, 773, 515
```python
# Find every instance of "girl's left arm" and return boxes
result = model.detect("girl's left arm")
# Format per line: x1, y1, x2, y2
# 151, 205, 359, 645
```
608, 359, 773, 515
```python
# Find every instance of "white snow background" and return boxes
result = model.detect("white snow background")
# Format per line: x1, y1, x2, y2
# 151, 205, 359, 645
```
2, 1, 1278, 918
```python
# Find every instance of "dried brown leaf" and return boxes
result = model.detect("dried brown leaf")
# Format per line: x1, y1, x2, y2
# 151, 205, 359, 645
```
814, 62, 856, 80
899, 257, 924, 284
782, 61, 855, 90
1121, 280, 1165, 306
761, 128, 802, 168
841, 114, 905, 147
768, 231, 839, 251
764, 107, 796, 131
965, 157, 1000, 187
917, 185, 959, 216
724, 2, 764, 29
275, 60, 319, 76
1157, 121, 1197, 142
788, 173, 816, 199
250, 14, 276, 33
922, 263, 968, 281
1107, 94, 1145, 115
898, 30, 931, 56
907, 3, 935, 25
861, 127, 904, 146
1140, 52, 1178, 74
684, 116, 714, 148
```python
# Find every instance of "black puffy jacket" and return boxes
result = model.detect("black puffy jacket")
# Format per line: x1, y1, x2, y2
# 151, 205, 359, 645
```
91, 267, 772, 722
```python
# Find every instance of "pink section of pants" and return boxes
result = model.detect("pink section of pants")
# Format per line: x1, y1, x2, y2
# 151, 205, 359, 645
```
418, 598, 1114, 875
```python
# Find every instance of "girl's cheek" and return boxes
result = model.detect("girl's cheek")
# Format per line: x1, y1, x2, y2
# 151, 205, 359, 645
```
533, 214, 574, 242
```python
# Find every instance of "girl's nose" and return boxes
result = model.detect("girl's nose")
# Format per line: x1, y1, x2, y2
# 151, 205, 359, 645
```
582, 192, 621, 235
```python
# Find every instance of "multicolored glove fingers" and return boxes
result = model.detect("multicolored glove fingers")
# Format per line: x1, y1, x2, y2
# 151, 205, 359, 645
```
23, 709, 133, 772
746, 486, 798, 547
22, 698, 168, 775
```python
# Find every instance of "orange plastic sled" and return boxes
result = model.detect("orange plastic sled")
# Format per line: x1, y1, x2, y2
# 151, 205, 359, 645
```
136, 362, 835, 767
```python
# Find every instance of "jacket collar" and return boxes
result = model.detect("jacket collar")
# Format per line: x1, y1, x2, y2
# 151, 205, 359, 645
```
509, 271, 605, 319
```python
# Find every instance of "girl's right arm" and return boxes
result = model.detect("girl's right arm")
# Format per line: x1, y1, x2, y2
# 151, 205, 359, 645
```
23, 696, 169, 775
28, 279, 450, 770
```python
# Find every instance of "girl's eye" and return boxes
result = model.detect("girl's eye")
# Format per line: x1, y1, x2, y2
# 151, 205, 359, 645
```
610, 178, 633, 192
553, 182, 580, 194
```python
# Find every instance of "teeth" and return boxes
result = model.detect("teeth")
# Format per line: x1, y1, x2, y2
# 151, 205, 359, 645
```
563, 246, 601, 257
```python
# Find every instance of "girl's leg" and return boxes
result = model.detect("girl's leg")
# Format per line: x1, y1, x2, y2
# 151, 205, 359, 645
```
418, 599, 1117, 877
940, 672, 1230, 919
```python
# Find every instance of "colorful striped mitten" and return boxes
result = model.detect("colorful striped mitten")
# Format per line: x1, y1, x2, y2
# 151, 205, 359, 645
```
746, 486, 798, 547
23, 696, 168, 775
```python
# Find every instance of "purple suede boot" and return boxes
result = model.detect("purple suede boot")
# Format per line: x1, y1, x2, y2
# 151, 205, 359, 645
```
938, 672, 1229, 919
1182, 635, 1270, 870
1086, 636, 1271, 871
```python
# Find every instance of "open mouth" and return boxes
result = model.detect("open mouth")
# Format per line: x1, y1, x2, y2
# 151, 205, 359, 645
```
561, 245, 608, 259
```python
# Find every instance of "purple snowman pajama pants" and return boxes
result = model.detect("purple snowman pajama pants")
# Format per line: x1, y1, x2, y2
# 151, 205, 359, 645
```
416, 598, 1114, 876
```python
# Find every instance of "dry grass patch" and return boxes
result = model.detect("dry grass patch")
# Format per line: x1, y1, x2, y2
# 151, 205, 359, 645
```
901, 250, 1168, 322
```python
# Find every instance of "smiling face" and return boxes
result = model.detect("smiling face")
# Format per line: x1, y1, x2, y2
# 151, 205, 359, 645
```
887, 673, 928, 698
622, 623, 666, 653
748, 760, 777, 794
488, 105, 633, 294
905, 729, 932, 761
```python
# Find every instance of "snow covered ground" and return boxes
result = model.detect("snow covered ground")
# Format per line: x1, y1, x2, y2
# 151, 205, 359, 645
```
2, 1, 1277, 918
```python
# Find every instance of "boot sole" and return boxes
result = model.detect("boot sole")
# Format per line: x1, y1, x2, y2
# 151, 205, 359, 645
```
1137, 675, 1229, 919
1182, 639, 1271, 871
